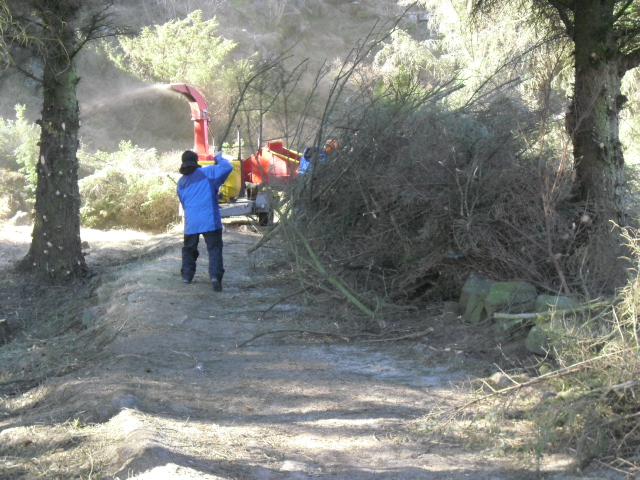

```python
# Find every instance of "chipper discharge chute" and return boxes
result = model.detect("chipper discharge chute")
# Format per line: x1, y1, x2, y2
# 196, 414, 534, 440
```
168, 83, 241, 202
168, 83, 304, 224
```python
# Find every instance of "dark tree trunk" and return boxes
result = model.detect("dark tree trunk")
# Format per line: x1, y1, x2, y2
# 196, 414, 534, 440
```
569, 0, 626, 225
564, 0, 631, 287
19, 2, 88, 280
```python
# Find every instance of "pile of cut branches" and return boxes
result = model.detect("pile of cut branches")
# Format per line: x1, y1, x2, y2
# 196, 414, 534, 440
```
286, 94, 599, 304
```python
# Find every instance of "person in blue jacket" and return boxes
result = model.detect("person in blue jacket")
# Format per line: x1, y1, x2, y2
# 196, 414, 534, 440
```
177, 150, 233, 291
297, 147, 312, 175
297, 140, 336, 177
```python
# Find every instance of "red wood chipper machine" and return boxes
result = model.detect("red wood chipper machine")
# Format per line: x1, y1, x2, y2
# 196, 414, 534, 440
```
169, 83, 303, 225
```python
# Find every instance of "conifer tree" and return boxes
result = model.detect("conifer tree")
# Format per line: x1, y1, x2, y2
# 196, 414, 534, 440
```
1, 0, 122, 280
471, 1, 640, 270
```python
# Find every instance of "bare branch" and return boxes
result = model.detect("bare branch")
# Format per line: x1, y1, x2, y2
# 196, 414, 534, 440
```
615, 0, 636, 21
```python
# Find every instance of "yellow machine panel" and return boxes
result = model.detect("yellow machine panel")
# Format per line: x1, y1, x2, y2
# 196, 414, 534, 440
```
219, 158, 242, 203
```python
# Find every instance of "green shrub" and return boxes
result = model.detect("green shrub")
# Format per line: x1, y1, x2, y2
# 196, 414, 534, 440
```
0, 105, 40, 220
78, 140, 163, 176
0, 105, 40, 214
79, 142, 180, 231
80, 167, 178, 231
0, 169, 28, 219
106, 10, 236, 111
0, 105, 40, 173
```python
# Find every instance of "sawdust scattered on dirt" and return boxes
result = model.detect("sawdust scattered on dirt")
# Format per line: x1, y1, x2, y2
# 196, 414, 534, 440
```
0, 223, 622, 479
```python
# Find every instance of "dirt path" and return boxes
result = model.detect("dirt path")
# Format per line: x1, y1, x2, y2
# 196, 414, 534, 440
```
0, 225, 585, 479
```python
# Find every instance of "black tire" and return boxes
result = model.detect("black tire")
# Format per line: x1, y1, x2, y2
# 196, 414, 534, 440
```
258, 211, 271, 226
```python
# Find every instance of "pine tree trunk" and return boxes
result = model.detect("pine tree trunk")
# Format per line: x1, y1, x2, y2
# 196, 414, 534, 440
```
19, 2, 87, 280
566, 0, 628, 286
570, 0, 626, 223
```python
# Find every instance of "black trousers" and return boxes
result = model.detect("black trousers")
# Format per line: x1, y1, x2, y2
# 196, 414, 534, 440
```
181, 229, 224, 282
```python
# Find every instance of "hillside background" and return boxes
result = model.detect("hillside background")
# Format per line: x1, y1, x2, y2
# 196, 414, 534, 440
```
0, 0, 412, 155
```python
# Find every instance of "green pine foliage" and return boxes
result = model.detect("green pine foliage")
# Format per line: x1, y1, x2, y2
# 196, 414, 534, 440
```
0, 104, 39, 174
106, 10, 237, 102
78, 141, 179, 232
0, 105, 39, 218
0, 110, 179, 231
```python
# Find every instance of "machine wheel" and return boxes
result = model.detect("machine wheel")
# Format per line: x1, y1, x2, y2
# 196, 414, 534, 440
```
258, 211, 272, 226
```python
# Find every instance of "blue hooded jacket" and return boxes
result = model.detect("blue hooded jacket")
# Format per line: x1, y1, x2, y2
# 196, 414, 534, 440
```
177, 155, 233, 234
297, 147, 326, 175
298, 152, 311, 174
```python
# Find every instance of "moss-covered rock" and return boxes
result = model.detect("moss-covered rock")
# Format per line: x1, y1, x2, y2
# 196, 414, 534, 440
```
525, 324, 553, 356
485, 281, 537, 316
535, 295, 579, 312
485, 281, 537, 339
459, 273, 494, 324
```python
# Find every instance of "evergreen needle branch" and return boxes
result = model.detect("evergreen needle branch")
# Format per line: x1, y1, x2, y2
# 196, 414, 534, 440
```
599, 409, 640, 427
247, 224, 281, 254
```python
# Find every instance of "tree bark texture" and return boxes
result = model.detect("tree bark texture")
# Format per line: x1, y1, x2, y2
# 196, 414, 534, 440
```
20, 1, 88, 280
569, 0, 626, 225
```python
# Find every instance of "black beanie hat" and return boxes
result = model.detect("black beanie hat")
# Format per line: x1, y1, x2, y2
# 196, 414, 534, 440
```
182, 150, 199, 164
179, 150, 200, 175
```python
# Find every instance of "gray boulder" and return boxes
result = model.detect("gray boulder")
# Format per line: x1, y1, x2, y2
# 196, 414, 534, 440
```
485, 281, 537, 338
525, 324, 555, 357
459, 273, 494, 324
535, 295, 578, 312
485, 281, 537, 315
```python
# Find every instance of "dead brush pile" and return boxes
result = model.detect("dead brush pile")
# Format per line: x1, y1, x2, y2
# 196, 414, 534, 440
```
287, 96, 588, 306
521, 229, 640, 472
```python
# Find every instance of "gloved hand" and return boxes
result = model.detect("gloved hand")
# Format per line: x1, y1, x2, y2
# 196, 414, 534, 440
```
214, 150, 223, 157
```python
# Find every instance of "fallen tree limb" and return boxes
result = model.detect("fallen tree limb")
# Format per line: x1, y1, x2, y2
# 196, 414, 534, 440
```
247, 224, 282, 254
236, 327, 436, 347
259, 289, 306, 321
236, 329, 351, 347
492, 299, 613, 320
360, 327, 434, 342
275, 206, 378, 322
